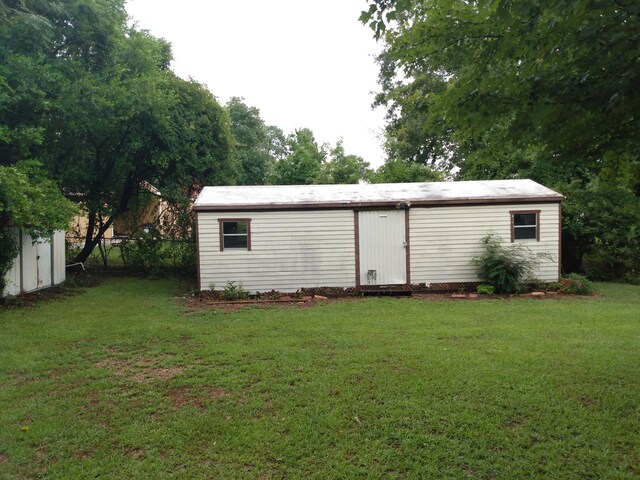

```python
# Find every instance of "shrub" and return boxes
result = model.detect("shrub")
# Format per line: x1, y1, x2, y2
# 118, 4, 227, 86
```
559, 273, 594, 295
120, 232, 166, 274
221, 281, 248, 301
476, 284, 495, 295
472, 234, 542, 294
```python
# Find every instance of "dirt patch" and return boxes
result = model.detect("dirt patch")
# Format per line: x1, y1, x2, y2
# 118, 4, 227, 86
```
124, 446, 146, 460
209, 387, 229, 398
95, 357, 130, 372
130, 366, 184, 383
182, 294, 363, 314
167, 386, 229, 411
95, 348, 184, 383
0, 453, 8, 464
11, 371, 36, 386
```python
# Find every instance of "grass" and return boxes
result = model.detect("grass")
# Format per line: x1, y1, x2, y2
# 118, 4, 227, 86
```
0, 279, 638, 479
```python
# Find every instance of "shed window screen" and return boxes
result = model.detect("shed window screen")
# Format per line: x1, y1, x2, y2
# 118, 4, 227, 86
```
512, 212, 538, 240
221, 220, 250, 250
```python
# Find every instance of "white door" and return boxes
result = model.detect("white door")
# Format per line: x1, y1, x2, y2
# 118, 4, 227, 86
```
358, 210, 407, 286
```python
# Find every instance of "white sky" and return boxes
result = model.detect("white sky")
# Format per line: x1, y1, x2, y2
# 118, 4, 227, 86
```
125, 0, 387, 167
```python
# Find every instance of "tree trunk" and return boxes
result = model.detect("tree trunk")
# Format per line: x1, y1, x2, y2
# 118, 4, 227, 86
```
73, 214, 115, 263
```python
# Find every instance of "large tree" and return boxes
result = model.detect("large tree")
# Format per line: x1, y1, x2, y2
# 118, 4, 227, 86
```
226, 97, 271, 185
362, 0, 640, 188
269, 128, 326, 185
317, 140, 372, 184
1, 0, 235, 262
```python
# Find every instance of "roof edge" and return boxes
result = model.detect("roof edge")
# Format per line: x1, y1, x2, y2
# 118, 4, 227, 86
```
193, 195, 564, 212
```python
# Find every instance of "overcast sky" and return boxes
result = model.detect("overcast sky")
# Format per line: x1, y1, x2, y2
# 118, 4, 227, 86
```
126, 0, 387, 167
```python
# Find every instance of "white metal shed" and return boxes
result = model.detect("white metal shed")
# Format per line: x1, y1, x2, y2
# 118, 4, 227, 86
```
2, 229, 66, 297
193, 179, 564, 293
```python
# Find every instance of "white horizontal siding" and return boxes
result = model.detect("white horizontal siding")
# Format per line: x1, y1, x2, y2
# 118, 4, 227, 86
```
410, 203, 560, 284
198, 210, 355, 293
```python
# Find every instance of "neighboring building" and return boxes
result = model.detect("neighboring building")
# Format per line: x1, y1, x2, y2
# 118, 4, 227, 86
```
67, 183, 170, 245
193, 179, 564, 293
2, 229, 66, 297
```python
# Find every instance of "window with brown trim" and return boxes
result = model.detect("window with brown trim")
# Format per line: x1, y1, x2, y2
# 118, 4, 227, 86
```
219, 219, 251, 250
510, 210, 540, 241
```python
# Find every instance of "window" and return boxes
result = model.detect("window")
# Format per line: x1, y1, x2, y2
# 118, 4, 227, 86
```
219, 219, 251, 250
510, 210, 540, 241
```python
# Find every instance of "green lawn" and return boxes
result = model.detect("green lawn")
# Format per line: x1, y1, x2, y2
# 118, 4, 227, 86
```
1, 279, 638, 479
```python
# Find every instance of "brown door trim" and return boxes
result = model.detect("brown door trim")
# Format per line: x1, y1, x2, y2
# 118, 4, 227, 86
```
354, 210, 360, 288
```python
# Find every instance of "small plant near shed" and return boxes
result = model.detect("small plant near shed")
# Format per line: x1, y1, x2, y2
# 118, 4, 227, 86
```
472, 234, 542, 294
559, 273, 594, 295
476, 284, 495, 295
221, 281, 249, 301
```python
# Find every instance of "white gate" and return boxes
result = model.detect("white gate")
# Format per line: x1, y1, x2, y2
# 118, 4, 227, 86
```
358, 210, 407, 286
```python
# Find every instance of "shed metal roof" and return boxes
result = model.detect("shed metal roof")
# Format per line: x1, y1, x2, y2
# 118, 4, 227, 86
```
193, 179, 563, 211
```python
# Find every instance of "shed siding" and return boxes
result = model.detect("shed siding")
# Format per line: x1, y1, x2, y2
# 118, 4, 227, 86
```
52, 230, 66, 285
198, 210, 356, 293
410, 203, 560, 283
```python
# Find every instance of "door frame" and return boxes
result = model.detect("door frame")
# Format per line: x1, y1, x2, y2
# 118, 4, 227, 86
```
354, 208, 411, 289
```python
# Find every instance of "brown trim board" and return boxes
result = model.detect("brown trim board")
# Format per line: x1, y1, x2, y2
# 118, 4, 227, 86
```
558, 203, 562, 280
404, 209, 411, 286
354, 210, 360, 288
195, 213, 201, 291
194, 197, 564, 212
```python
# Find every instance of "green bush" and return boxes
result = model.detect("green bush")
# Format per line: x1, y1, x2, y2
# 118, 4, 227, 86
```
560, 273, 594, 295
0, 229, 19, 296
221, 281, 248, 301
472, 234, 542, 294
120, 232, 166, 274
476, 284, 495, 295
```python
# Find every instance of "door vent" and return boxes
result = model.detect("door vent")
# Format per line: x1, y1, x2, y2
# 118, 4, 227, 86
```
366, 269, 377, 285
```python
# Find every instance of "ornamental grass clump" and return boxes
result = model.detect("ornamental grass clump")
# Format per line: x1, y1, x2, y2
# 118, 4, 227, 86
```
472, 234, 541, 294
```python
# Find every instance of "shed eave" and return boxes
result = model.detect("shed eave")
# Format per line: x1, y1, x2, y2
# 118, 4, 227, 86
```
192, 194, 564, 212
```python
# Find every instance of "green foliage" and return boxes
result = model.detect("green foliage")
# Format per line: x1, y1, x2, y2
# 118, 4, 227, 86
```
226, 97, 272, 186
221, 280, 248, 301
120, 232, 166, 274
362, 0, 640, 182
270, 128, 326, 185
476, 284, 495, 296
0, 228, 19, 294
317, 140, 371, 184
560, 274, 595, 296
370, 158, 445, 183
560, 182, 640, 282
472, 234, 541, 294
0, 161, 77, 237
0, 0, 235, 264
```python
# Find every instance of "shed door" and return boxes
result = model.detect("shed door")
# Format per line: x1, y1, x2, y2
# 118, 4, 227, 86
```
358, 210, 407, 286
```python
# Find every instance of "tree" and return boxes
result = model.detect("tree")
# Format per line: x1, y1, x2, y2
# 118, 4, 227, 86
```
317, 140, 372, 184
226, 97, 271, 185
370, 158, 444, 183
1, 0, 236, 263
270, 128, 326, 185
362, 1, 640, 191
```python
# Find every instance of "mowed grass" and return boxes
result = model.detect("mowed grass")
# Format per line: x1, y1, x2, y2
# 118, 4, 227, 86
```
0, 279, 638, 479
